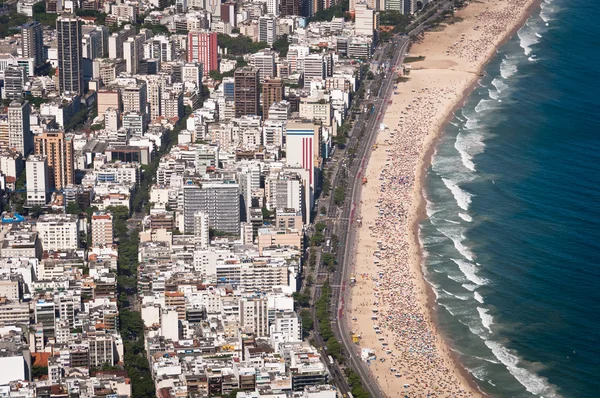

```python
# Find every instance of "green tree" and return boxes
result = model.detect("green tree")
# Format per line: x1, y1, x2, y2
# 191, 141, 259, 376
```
30, 206, 44, 218
322, 253, 335, 270
66, 202, 81, 214
326, 338, 343, 360
272, 34, 290, 57
299, 309, 313, 337
315, 222, 326, 233
310, 232, 325, 246
217, 33, 269, 55
32, 366, 47, 379
334, 187, 345, 206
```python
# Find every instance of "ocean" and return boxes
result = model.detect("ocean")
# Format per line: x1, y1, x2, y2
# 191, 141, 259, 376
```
419, 0, 600, 396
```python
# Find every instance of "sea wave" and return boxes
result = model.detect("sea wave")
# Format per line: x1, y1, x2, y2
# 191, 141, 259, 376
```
517, 23, 540, 56
474, 291, 484, 303
474, 99, 495, 114
485, 340, 560, 397
463, 115, 478, 130
458, 212, 473, 222
441, 178, 473, 211
491, 77, 509, 93
500, 58, 518, 79
455, 129, 485, 172
462, 283, 478, 291
540, 0, 555, 25
488, 88, 499, 100
435, 223, 475, 261
477, 307, 494, 334
452, 258, 488, 285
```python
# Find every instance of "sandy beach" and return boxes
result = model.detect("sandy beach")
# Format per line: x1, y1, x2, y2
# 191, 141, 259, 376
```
346, 0, 540, 396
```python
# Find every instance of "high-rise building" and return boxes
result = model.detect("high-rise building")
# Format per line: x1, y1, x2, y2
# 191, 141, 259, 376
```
234, 67, 260, 118
33, 131, 74, 190
8, 100, 32, 156
26, 155, 49, 206
193, 211, 209, 249
3, 66, 26, 101
182, 63, 203, 87
92, 212, 114, 247
36, 214, 79, 251
267, 0, 280, 16
220, 2, 237, 26
147, 82, 162, 122
252, 50, 276, 83
258, 16, 277, 45
262, 78, 283, 119
286, 122, 322, 221
355, 3, 379, 36
122, 81, 147, 114
123, 35, 145, 75
161, 90, 183, 120
303, 54, 326, 87
222, 77, 235, 102
57, 15, 83, 95
187, 31, 218, 75
21, 21, 44, 68
281, 0, 300, 16
183, 181, 240, 234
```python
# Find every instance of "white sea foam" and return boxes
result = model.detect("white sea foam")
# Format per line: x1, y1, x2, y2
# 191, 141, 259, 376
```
455, 129, 486, 172
463, 114, 478, 130
540, 0, 555, 25
458, 213, 473, 222
517, 24, 540, 56
442, 289, 470, 301
491, 77, 509, 93
425, 198, 440, 218
442, 229, 475, 261
474, 99, 495, 114
488, 88, 499, 100
423, 235, 446, 245
477, 307, 494, 334
441, 178, 472, 211
485, 340, 560, 397
500, 58, 518, 79
470, 365, 488, 381
448, 274, 465, 283
439, 301, 456, 316
452, 258, 488, 285
535, 32, 542, 38
474, 291, 484, 303
462, 283, 478, 291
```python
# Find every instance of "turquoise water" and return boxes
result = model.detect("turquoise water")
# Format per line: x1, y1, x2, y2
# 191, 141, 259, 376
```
420, 0, 600, 396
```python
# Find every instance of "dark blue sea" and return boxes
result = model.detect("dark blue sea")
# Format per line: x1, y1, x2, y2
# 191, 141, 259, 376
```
420, 0, 600, 396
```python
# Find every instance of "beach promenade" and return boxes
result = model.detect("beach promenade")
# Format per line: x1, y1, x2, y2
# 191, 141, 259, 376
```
346, 0, 540, 396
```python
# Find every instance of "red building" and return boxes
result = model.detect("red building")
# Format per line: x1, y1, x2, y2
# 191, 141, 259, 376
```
188, 31, 218, 75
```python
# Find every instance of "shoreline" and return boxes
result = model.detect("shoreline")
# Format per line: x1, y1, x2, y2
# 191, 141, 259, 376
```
410, 0, 543, 391
346, 0, 542, 396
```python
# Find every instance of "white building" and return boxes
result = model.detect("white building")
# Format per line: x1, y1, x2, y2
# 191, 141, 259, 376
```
92, 212, 114, 247
36, 214, 79, 251
25, 155, 49, 206
271, 311, 301, 342
258, 16, 277, 45
193, 211, 209, 249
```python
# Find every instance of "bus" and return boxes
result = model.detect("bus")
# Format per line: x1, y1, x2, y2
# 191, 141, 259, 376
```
328, 355, 334, 365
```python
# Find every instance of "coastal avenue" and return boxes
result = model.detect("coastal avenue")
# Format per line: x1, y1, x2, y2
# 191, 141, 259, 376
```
309, 1, 458, 397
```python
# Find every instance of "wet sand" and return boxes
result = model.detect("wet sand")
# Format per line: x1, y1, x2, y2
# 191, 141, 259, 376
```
346, 0, 540, 396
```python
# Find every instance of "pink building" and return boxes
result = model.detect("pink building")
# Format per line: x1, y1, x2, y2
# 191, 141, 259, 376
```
187, 31, 218, 74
